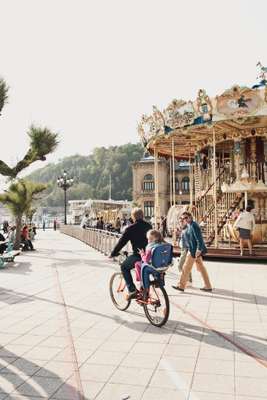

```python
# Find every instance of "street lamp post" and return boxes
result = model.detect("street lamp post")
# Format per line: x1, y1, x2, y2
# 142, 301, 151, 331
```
57, 171, 74, 225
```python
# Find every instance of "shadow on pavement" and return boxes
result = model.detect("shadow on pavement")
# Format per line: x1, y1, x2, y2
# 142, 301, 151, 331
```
0, 347, 85, 399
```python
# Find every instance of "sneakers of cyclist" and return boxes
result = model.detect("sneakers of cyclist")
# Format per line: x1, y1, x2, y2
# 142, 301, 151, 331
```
126, 290, 138, 300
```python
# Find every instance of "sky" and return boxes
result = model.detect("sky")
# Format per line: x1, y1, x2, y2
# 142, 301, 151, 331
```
0, 0, 267, 180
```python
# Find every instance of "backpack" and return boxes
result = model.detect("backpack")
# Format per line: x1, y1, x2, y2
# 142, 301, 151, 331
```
151, 243, 173, 269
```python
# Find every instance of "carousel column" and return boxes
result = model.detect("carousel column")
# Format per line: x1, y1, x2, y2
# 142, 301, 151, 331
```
233, 139, 241, 181
189, 152, 193, 207
169, 158, 173, 206
172, 138, 176, 206
212, 128, 218, 248
154, 147, 160, 229
250, 136, 257, 180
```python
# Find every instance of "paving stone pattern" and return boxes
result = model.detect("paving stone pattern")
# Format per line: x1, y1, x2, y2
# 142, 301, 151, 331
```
0, 230, 266, 399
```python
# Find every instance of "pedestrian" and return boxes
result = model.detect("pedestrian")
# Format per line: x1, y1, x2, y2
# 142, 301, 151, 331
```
53, 218, 57, 231
109, 208, 151, 300
172, 212, 212, 292
21, 225, 34, 251
234, 205, 255, 256
177, 217, 192, 286
80, 214, 89, 229
160, 216, 167, 238
115, 217, 121, 233
42, 220, 46, 231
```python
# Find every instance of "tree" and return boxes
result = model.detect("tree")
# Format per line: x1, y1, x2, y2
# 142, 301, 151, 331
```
0, 78, 8, 115
0, 125, 59, 179
0, 180, 46, 249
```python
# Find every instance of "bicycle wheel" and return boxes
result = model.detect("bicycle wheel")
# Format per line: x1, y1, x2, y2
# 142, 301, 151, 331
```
109, 272, 131, 311
143, 284, 169, 327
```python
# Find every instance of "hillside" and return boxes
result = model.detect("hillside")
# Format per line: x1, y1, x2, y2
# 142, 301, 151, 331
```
27, 143, 144, 207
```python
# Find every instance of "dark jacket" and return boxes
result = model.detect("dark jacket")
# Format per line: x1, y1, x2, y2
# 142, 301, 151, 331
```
111, 219, 152, 257
187, 220, 207, 258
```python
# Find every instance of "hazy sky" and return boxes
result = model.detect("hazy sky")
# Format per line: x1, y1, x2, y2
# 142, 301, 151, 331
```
0, 0, 266, 177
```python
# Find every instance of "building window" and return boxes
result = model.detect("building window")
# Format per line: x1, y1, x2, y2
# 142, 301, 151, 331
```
143, 174, 154, 191
181, 176, 190, 192
175, 178, 179, 192
144, 201, 154, 218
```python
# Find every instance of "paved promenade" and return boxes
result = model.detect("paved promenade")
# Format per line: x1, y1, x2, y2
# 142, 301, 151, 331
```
0, 231, 266, 400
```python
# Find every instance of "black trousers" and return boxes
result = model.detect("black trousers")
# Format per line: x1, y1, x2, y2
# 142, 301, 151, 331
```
121, 254, 140, 292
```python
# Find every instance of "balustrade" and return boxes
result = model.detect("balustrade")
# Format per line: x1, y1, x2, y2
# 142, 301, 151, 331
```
60, 226, 131, 255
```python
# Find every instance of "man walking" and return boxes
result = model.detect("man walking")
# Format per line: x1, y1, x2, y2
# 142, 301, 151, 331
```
109, 208, 151, 299
172, 212, 212, 292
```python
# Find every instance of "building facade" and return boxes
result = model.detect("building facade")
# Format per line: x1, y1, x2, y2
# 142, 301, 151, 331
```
132, 156, 190, 219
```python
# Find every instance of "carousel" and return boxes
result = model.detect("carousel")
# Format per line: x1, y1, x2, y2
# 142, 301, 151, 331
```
138, 63, 267, 259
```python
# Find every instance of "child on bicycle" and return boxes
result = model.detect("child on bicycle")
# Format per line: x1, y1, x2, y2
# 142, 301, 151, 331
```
135, 229, 163, 299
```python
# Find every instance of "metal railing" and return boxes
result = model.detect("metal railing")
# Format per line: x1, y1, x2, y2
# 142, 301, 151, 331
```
60, 225, 132, 255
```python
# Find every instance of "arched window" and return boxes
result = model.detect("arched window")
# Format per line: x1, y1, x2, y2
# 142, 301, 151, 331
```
175, 178, 179, 192
181, 176, 190, 192
143, 174, 154, 191
144, 201, 154, 218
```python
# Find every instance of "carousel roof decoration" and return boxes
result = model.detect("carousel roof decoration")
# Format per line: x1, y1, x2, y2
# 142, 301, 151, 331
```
138, 63, 267, 159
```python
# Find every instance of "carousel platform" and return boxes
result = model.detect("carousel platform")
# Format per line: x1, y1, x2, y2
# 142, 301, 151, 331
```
173, 245, 267, 262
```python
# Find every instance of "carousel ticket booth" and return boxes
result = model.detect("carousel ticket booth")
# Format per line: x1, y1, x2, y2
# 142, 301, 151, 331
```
138, 66, 267, 258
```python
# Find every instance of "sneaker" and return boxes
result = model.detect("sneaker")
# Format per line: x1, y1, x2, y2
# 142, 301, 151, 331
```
126, 290, 138, 300
200, 287, 212, 292
172, 285, 184, 292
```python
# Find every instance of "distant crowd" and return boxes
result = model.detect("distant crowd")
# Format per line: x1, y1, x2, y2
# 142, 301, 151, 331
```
0, 221, 37, 254
80, 214, 168, 237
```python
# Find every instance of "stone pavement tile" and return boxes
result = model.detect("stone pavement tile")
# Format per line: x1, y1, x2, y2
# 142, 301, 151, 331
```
9, 335, 45, 347
80, 380, 106, 400
34, 361, 73, 379
235, 361, 267, 378
109, 366, 153, 386
1, 358, 42, 376
142, 387, 187, 400
158, 356, 197, 373
149, 370, 192, 392
74, 338, 104, 350
37, 337, 68, 349
169, 334, 201, 346
79, 363, 116, 382
15, 376, 64, 397
2, 345, 32, 358
138, 331, 172, 344
130, 342, 166, 355
0, 373, 26, 394
164, 344, 200, 358
94, 383, 144, 400
195, 358, 234, 375
236, 376, 267, 398
0, 357, 18, 370
97, 340, 133, 353
50, 377, 83, 400
189, 392, 235, 400
192, 374, 235, 395
236, 397, 267, 400
84, 350, 127, 366
121, 353, 161, 369
198, 346, 234, 360
0, 334, 20, 346
53, 347, 93, 364
0, 393, 9, 399
23, 347, 62, 361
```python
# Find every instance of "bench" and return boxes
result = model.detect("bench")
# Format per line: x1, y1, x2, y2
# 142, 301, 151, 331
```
0, 250, 21, 268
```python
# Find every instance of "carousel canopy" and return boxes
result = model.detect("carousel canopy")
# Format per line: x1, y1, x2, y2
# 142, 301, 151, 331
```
138, 64, 267, 159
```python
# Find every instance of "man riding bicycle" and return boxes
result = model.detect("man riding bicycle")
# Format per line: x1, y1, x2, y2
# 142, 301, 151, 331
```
109, 208, 151, 300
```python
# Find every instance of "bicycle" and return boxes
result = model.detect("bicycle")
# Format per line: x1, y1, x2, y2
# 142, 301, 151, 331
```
109, 251, 171, 327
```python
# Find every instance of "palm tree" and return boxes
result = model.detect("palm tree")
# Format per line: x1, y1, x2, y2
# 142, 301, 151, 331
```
0, 180, 46, 249
0, 78, 8, 115
0, 125, 59, 179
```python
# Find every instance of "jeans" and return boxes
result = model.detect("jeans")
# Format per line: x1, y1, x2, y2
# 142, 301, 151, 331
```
141, 265, 161, 289
121, 254, 140, 292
